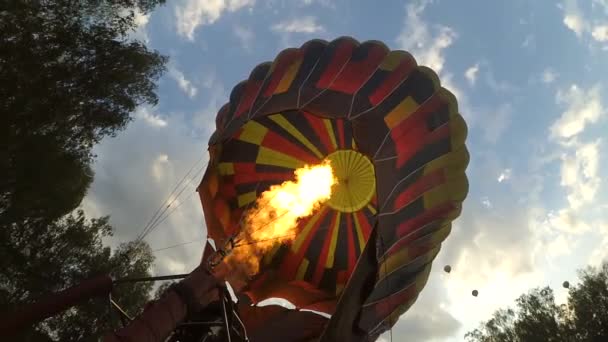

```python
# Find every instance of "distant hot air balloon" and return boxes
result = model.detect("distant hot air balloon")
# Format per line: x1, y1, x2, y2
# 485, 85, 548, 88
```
563, 281, 570, 289
444, 265, 451, 273
472, 290, 479, 297
198, 36, 470, 342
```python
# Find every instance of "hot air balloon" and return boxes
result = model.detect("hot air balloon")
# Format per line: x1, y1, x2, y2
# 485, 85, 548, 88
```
472, 290, 479, 297
444, 265, 452, 273
0, 37, 469, 342
563, 281, 570, 289
197, 37, 469, 341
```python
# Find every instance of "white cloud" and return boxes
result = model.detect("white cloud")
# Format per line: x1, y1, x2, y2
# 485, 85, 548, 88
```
82, 105, 215, 276
562, 0, 586, 36
464, 63, 479, 85
559, 140, 601, 210
175, 0, 254, 40
542, 68, 558, 84
497, 168, 512, 183
547, 208, 592, 234
551, 84, 604, 140
396, 1, 456, 74
592, 25, 608, 41
233, 25, 254, 51
168, 66, 198, 98
136, 107, 168, 127
271, 16, 324, 33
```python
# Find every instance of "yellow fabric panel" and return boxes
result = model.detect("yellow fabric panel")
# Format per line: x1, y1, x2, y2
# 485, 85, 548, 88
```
352, 212, 366, 255
275, 58, 303, 94
237, 191, 257, 208
383, 97, 419, 129
326, 150, 376, 213
292, 207, 326, 253
268, 114, 324, 159
263, 244, 281, 266
238, 120, 268, 145
450, 114, 468, 148
218, 162, 235, 175
325, 212, 341, 268
378, 242, 442, 282
207, 171, 219, 197
296, 258, 309, 280
256, 146, 306, 169
323, 119, 338, 150
336, 284, 345, 296
367, 204, 377, 215
379, 51, 408, 71
423, 174, 468, 208
381, 265, 432, 326
423, 147, 469, 176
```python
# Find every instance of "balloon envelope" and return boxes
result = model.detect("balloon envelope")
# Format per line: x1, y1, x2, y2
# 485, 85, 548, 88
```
197, 37, 469, 341
444, 265, 451, 273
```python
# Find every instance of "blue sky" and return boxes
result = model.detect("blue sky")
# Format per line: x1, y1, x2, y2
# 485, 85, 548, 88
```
82, 0, 608, 340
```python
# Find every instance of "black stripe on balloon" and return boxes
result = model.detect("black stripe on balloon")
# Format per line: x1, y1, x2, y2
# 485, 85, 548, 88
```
283, 110, 331, 156
218, 140, 260, 163
399, 138, 451, 179
342, 119, 353, 149
377, 197, 425, 248
374, 165, 424, 212
365, 261, 426, 306
378, 220, 445, 259
235, 180, 279, 197
351, 115, 390, 158
320, 267, 338, 294
290, 40, 328, 91
302, 90, 353, 119
351, 213, 362, 259
254, 163, 298, 174
350, 69, 390, 114
334, 213, 349, 273
426, 104, 450, 131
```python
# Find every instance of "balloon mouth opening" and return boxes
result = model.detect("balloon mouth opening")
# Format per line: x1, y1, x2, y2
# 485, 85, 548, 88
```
324, 149, 376, 213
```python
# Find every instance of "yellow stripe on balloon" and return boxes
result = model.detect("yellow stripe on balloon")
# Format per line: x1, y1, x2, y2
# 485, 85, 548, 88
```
383, 96, 419, 129
325, 212, 341, 268
292, 207, 326, 253
238, 120, 268, 145
323, 119, 338, 150
295, 258, 309, 280
237, 191, 257, 208
275, 58, 303, 94
256, 146, 306, 169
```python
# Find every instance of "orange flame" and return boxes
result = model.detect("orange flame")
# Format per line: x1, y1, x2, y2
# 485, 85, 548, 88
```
225, 160, 336, 277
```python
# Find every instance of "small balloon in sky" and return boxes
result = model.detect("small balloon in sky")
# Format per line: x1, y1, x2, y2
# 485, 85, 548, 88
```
563, 281, 570, 289
444, 265, 451, 273
472, 290, 479, 297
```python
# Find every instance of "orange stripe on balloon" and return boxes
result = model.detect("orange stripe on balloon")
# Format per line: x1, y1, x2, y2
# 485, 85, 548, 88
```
316, 41, 356, 89
261, 131, 321, 165
369, 58, 417, 105
393, 168, 446, 211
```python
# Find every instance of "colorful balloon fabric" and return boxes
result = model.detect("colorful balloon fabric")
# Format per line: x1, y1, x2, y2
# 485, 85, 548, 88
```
197, 37, 469, 341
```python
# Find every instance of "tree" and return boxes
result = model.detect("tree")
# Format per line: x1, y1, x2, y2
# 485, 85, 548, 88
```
0, 0, 168, 221
466, 262, 608, 342
0, 210, 155, 341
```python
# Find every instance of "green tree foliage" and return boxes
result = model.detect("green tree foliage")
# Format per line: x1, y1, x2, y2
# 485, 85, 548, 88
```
466, 262, 608, 342
0, 210, 155, 341
0, 0, 168, 221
